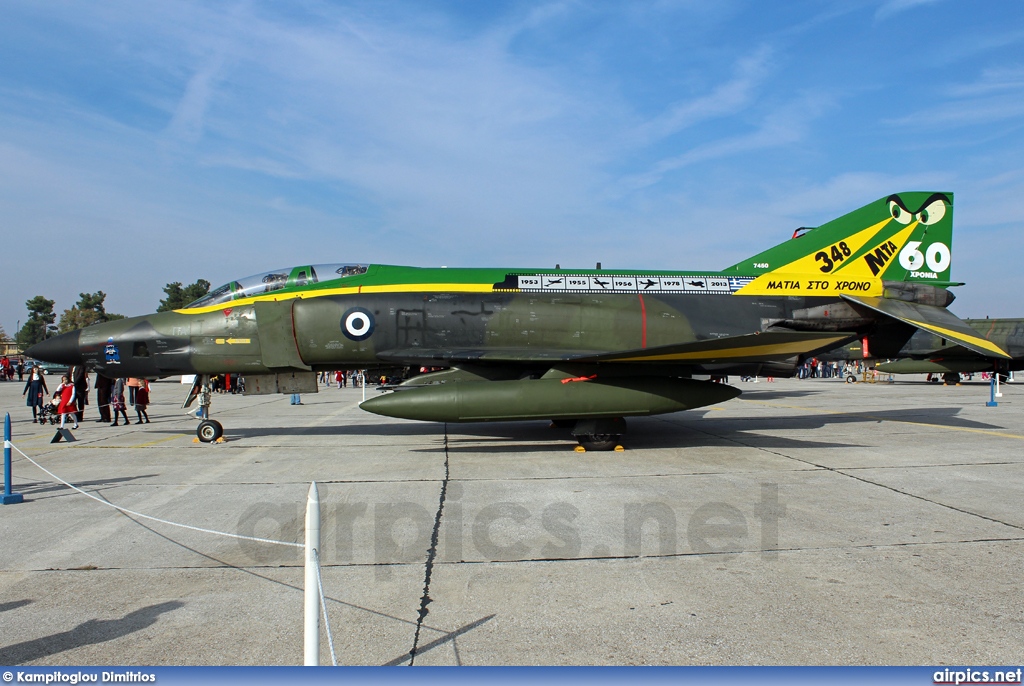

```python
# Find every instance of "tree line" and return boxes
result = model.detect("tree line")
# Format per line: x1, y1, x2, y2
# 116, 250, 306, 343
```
10, 279, 210, 349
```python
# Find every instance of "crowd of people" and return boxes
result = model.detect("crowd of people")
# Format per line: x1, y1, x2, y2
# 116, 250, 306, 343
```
1, 355, 27, 381
797, 358, 858, 380
21, 362, 152, 428
317, 370, 363, 388
210, 373, 244, 394
18, 363, 383, 426
316, 369, 412, 389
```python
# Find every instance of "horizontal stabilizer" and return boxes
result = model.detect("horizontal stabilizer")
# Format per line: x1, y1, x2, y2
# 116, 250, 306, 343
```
841, 295, 1011, 359
574, 331, 856, 364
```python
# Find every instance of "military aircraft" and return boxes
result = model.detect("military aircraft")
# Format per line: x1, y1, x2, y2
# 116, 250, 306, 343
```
828, 318, 1023, 383
27, 191, 1010, 449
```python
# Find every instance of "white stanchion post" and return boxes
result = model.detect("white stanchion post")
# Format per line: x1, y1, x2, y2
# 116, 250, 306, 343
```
304, 482, 321, 666
996, 371, 1002, 398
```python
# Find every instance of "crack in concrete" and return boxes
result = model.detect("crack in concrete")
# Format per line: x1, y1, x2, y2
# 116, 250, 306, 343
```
408, 424, 451, 666
686, 423, 1024, 533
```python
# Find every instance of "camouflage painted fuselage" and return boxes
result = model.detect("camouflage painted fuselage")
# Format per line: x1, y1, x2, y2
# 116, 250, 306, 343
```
69, 271, 866, 379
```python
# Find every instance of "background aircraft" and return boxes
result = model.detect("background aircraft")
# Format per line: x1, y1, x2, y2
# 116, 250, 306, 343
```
827, 318, 1023, 384
28, 192, 1009, 449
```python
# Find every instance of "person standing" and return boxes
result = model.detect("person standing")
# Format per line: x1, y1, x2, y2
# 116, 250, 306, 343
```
126, 377, 141, 406
16, 357, 25, 381
23, 365, 49, 420
290, 393, 302, 405
110, 378, 130, 426
95, 374, 113, 423
134, 380, 151, 423
55, 375, 78, 430
70, 365, 89, 422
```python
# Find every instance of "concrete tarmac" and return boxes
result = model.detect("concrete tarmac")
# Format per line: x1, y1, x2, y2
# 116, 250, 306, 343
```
0, 375, 1021, 665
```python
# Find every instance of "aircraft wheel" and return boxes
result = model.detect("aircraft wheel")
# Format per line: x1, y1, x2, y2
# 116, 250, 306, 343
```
197, 420, 223, 443
845, 375, 857, 384
942, 372, 960, 385
578, 434, 619, 451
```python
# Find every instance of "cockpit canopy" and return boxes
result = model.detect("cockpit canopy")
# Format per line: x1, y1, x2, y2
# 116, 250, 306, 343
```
185, 264, 368, 309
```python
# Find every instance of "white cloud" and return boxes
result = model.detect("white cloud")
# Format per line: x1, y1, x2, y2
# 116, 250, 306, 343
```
624, 92, 831, 191
166, 53, 227, 143
875, 0, 946, 21
636, 45, 774, 143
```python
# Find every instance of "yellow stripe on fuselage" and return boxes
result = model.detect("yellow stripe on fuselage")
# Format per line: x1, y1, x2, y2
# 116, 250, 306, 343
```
358, 283, 495, 295
175, 283, 496, 315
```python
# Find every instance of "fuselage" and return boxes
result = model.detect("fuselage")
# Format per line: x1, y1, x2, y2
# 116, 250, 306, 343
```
31, 263, 891, 379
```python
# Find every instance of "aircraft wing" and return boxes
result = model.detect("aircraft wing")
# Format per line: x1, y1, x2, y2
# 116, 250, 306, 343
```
376, 331, 856, 366
841, 295, 1011, 359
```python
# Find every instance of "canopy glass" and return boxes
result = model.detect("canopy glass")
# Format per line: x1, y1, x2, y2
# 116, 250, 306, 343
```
185, 264, 368, 309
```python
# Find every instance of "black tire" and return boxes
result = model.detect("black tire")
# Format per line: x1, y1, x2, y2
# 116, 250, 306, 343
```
845, 375, 857, 384
942, 372, 960, 385
578, 434, 619, 451
197, 420, 223, 443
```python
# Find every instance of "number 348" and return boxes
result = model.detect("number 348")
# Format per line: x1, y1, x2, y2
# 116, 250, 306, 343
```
815, 241, 851, 273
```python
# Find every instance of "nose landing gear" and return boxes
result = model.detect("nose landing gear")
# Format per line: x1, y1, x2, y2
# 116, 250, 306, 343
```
197, 419, 224, 443
183, 374, 225, 443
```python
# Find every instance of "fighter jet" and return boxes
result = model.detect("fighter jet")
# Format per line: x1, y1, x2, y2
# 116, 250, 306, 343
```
28, 192, 1010, 449
829, 318, 1023, 384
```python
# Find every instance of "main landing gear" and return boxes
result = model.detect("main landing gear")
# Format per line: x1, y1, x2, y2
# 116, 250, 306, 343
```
551, 417, 626, 451
184, 374, 224, 443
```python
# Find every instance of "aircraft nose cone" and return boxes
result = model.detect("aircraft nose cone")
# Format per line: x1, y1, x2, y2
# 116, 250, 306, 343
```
26, 330, 82, 365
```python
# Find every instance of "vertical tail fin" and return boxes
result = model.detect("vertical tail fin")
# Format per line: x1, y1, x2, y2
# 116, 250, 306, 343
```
726, 192, 954, 286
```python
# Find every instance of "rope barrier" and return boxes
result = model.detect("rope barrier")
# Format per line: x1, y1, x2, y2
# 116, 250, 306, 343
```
313, 548, 339, 666
9, 442, 302, 548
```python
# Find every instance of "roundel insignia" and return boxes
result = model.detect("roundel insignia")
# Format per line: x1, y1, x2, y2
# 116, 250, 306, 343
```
341, 307, 375, 341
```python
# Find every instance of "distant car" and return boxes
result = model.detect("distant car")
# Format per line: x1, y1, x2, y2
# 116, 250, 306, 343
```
23, 358, 68, 375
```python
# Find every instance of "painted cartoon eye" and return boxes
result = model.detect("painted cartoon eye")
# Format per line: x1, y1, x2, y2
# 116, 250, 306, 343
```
916, 199, 947, 225
889, 200, 913, 225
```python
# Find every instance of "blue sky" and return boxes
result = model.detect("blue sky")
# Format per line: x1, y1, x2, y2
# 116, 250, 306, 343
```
2, 0, 1024, 334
